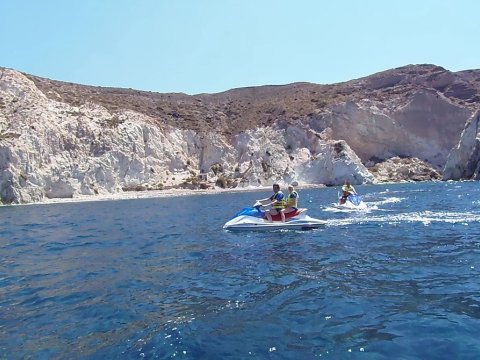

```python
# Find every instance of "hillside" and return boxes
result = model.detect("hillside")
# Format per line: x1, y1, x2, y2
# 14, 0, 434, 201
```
0, 64, 479, 204
23, 64, 480, 135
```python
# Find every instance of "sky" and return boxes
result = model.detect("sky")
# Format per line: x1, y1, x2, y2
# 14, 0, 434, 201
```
1, 0, 479, 95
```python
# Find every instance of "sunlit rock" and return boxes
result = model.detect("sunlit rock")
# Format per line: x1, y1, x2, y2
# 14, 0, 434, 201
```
443, 110, 480, 180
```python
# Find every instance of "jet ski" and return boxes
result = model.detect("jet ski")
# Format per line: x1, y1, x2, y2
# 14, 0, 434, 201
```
337, 194, 367, 210
223, 204, 326, 231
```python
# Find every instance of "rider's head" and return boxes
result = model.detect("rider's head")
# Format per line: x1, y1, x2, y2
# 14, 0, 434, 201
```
272, 183, 280, 192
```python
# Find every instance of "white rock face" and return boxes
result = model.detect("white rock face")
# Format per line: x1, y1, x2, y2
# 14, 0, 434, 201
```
0, 69, 374, 204
443, 110, 480, 180
309, 93, 472, 168
228, 127, 374, 188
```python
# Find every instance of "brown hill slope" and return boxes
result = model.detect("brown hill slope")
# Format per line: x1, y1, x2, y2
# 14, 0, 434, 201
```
22, 64, 480, 136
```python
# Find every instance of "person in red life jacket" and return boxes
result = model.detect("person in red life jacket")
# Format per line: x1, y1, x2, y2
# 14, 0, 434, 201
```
256, 183, 286, 222
281, 184, 299, 219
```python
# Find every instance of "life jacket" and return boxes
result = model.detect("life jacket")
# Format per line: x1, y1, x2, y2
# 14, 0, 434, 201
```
270, 191, 285, 209
286, 191, 299, 207
342, 185, 354, 194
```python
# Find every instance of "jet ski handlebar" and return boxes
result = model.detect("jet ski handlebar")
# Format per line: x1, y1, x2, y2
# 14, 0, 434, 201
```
253, 201, 264, 208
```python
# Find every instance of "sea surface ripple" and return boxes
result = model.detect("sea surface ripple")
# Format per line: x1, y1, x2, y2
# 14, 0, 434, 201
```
1, 181, 480, 359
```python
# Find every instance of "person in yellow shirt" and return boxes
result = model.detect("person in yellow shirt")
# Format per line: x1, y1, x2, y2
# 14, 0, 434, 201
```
281, 184, 299, 219
339, 180, 357, 205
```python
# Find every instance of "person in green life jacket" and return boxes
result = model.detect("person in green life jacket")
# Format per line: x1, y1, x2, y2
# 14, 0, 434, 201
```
281, 184, 299, 219
256, 183, 286, 222
339, 180, 357, 205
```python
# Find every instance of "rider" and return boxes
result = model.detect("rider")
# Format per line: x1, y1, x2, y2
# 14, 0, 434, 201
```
256, 183, 286, 222
281, 184, 299, 218
339, 180, 357, 205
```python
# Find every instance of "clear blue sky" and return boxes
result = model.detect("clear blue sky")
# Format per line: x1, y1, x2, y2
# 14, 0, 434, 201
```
1, 0, 478, 95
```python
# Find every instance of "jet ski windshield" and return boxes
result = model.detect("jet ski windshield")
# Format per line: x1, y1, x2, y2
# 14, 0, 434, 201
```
231, 206, 265, 219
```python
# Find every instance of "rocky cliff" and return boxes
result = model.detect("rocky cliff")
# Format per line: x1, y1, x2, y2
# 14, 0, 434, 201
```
443, 110, 480, 180
0, 64, 479, 204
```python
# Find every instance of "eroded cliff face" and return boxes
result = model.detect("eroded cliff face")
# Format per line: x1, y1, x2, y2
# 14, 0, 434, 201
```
0, 65, 478, 204
443, 110, 480, 180
0, 69, 374, 204
308, 92, 471, 168
369, 157, 442, 183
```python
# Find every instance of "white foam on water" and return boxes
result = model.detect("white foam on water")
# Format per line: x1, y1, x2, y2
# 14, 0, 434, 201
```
322, 201, 382, 213
322, 196, 405, 215
325, 210, 480, 227
369, 196, 404, 206
322, 205, 376, 214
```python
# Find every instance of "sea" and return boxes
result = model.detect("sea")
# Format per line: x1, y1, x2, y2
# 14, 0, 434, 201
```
1, 181, 480, 360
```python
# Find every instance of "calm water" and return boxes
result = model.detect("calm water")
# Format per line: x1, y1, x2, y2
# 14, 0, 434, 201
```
1, 181, 480, 359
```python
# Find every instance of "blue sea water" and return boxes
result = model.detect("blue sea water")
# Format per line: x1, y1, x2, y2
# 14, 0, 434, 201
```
1, 181, 480, 359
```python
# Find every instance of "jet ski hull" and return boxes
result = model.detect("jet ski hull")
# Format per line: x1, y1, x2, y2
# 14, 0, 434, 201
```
338, 194, 367, 210
223, 211, 326, 231
337, 200, 367, 210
